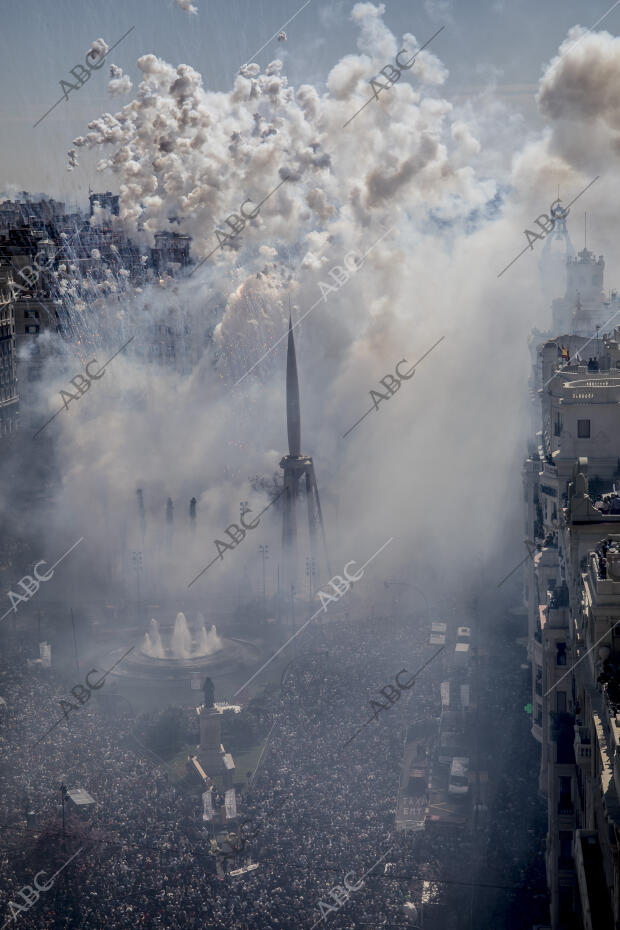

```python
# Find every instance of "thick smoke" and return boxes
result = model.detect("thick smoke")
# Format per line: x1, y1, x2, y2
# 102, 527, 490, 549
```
24, 3, 620, 612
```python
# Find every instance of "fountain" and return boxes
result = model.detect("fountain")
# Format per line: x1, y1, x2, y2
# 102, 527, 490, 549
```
104, 611, 256, 698
170, 612, 193, 658
141, 613, 223, 659
143, 618, 165, 658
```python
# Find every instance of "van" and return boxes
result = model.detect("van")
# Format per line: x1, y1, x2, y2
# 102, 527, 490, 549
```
448, 757, 470, 795
438, 709, 464, 763
454, 642, 470, 666
438, 731, 465, 764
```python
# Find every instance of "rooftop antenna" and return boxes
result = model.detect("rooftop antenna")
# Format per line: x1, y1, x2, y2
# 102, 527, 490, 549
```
584, 212, 587, 250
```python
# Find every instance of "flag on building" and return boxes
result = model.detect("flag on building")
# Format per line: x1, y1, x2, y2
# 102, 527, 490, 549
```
225, 788, 237, 819
202, 790, 214, 821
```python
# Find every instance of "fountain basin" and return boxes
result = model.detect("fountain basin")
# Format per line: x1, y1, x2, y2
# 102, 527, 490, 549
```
104, 633, 258, 684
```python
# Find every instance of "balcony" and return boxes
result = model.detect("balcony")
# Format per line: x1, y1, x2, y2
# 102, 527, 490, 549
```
541, 460, 558, 479
599, 663, 620, 722
574, 725, 592, 767
574, 831, 614, 930
588, 549, 620, 591
549, 581, 569, 610
557, 799, 574, 815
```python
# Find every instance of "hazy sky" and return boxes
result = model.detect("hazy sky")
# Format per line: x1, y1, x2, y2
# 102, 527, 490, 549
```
1, 0, 619, 200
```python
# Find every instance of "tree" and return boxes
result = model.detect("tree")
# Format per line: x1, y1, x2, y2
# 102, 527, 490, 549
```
147, 707, 186, 756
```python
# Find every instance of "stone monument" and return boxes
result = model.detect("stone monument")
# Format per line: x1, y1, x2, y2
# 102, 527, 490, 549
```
198, 677, 235, 781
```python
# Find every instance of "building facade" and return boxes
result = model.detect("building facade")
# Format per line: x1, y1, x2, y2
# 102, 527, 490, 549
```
0, 298, 18, 435
525, 246, 620, 928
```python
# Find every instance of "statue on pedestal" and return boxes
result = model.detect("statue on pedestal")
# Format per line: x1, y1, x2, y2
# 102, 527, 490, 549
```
203, 676, 215, 709
197, 677, 236, 783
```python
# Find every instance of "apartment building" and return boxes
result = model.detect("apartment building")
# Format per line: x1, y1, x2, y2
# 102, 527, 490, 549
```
525, 270, 620, 926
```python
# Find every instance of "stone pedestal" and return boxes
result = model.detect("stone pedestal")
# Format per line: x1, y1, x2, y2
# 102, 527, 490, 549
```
198, 705, 226, 775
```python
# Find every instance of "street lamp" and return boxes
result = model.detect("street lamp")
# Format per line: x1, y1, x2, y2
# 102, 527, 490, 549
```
290, 584, 296, 648
60, 782, 68, 841
259, 544, 269, 603
130, 550, 143, 620
306, 556, 316, 601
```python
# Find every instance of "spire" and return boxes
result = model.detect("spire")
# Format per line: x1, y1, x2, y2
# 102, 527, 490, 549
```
286, 315, 301, 456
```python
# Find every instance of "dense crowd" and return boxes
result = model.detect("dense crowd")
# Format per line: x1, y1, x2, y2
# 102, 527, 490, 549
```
0, 604, 546, 929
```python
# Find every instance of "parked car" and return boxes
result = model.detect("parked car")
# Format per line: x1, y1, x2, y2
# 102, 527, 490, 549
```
448, 757, 470, 795
457, 626, 471, 642
438, 731, 466, 764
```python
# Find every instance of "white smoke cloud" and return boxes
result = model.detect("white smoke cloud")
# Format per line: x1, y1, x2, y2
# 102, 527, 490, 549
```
538, 27, 620, 162
87, 37, 109, 65
26, 3, 620, 610
109, 63, 133, 96
175, 0, 198, 13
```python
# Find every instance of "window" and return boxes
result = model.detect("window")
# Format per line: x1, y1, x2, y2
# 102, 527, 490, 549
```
559, 831, 573, 869
559, 886, 576, 923
577, 419, 591, 438
535, 667, 543, 696
559, 776, 573, 813
557, 691, 567, 713
557, 643, 567, 665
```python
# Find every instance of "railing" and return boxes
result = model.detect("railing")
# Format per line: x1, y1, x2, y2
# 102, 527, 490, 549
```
574, 727, 592, 762
558, 801, 574, 815
577, 727, 591, 744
